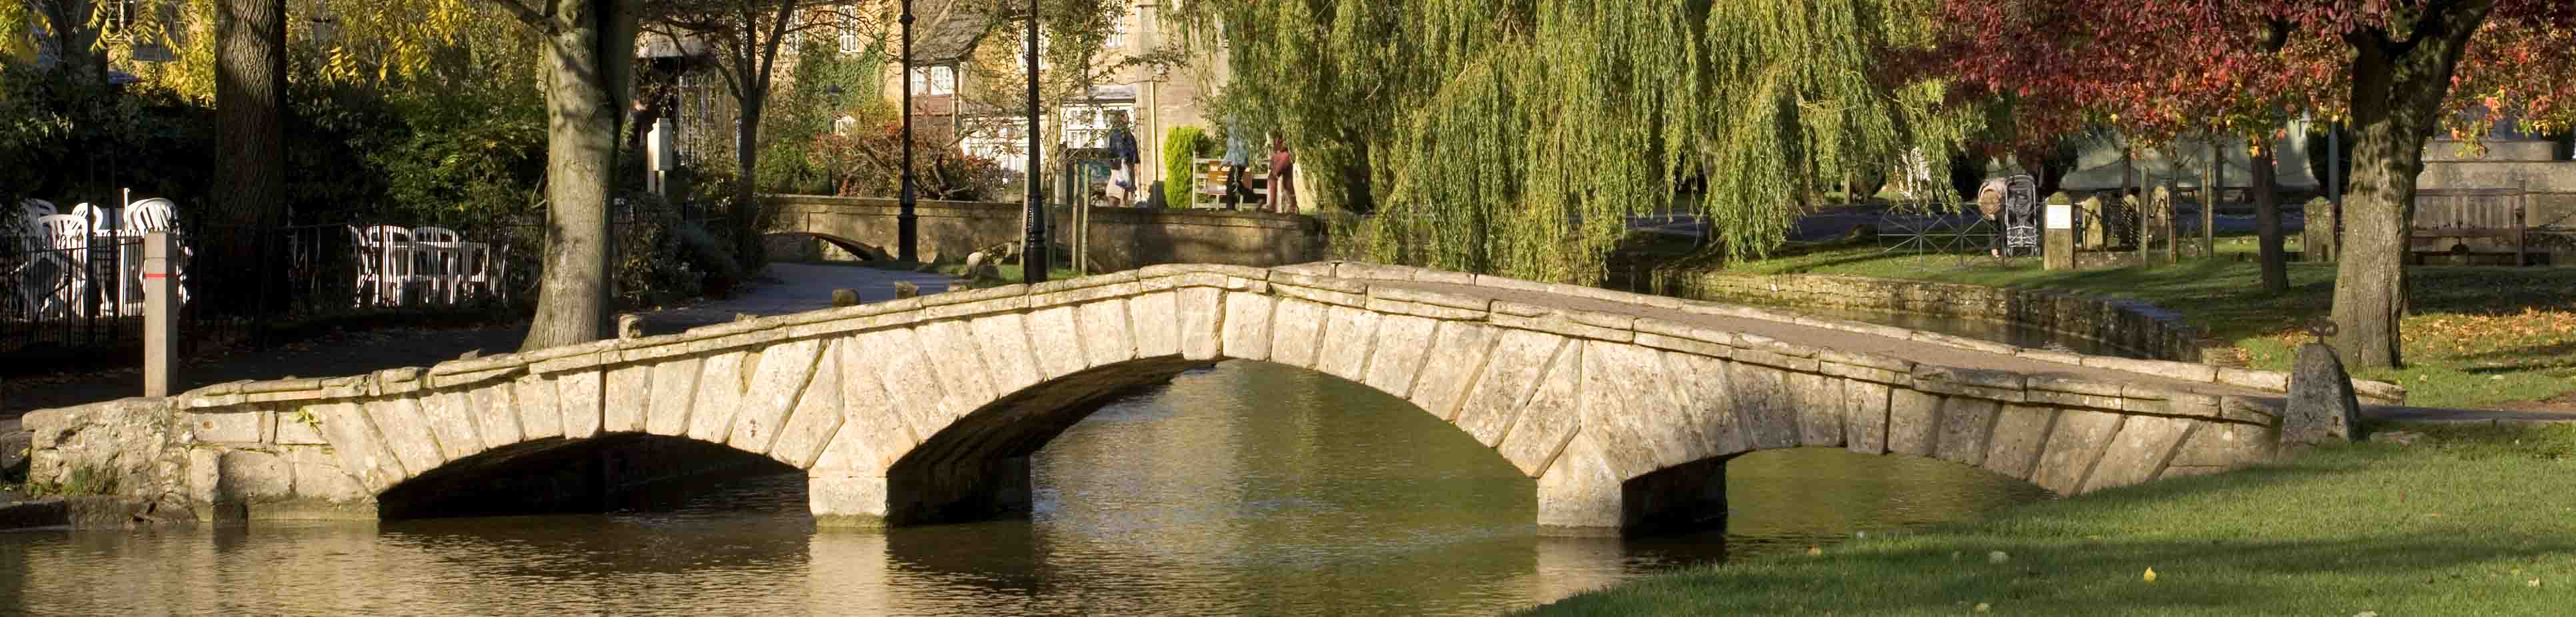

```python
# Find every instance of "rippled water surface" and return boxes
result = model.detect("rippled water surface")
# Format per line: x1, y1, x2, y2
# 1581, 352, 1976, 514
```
1, 362, 2049, 616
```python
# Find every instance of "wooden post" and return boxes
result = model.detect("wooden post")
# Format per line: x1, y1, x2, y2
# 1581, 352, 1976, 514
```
2130, 147, 2146, 263
2044, 192, 2076, 270
143, 231, 178, 398
2205, 137, 2220, 258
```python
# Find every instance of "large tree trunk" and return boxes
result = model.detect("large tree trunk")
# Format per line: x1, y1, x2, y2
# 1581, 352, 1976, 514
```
2331, 4, 2494, 369
733, 100, 766, 269
523, 0, 642, 351
2252, 141, 2287, 293
209, 0, 287, 316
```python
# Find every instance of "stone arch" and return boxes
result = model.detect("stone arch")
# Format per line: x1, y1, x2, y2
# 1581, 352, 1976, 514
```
763, 230, 891, 262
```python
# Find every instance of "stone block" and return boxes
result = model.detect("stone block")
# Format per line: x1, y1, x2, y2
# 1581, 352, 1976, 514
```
1980, 404, 2057, 480
272, 410, 328, 446
2217, 368, 2291, 392
2031, 410, 2126, 495
1534, 432, 1624, 534
1361, 314, 1442, 398
827, 341, 921, 472
215, 449, 295, 502
1267, 297, 1329, 370
728, 338, 825, 454
860, 328, 953, 444
363, 396, 446, 479
1126, 291, 1183, 359
555, 368, 605, 440
2083, 414, 2194, 492
513, 375, 564, 440
1791, 372, 1845, 448
310, 402, 403, 490
1221, 291, 1278, 362
467, 381, 523, 448
189, 411, 263, 444
2282, 342, 2362, 445
1453, 330, 1569, 443
1076, 299, 1138, 368
418, 390, 485, 462
685, 351, 750, 442
1023, 305, 1088, 380
1405, 322, 1501, 421
1176, 287, 1225, 361
1498, 342, 1585, 478
285, 446, 367, 503
1631, 331, 1731, 358
769, 343, 847, 469
807, 470, 891, 527
1578, 342, 1691, 478
2081, 356, 2219, 384
1841, 380, 1893, 455
1933, 397, 2001, 467
1315, 305, 1381, 382
2168, 422, 2274, 468
969, 314, 1043, 394
913, 320, 997, 424
602, 363, 653, 434
643, 356, 703, 437
1664, 354, 1748, 458
1725, 362, 1800, 450
1886, 390, 1943, 457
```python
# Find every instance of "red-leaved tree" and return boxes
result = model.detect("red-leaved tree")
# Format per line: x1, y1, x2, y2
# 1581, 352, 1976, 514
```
1929, 0, 2576, 368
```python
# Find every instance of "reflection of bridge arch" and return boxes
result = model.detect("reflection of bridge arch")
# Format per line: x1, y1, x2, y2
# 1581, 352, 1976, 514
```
37, 263, 2360, 536
763, 231, 889, 262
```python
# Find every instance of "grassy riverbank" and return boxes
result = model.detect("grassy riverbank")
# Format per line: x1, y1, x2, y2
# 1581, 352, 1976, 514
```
1663, 241, 2576, 410
1528, 423, 2576, 615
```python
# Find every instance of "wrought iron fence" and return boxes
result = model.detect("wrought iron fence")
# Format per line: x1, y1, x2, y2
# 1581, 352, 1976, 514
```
0, 235, 145, 355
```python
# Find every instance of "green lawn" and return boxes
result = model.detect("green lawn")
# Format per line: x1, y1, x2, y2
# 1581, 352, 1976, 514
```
1667, 240, 2576, 410
1527, 423, 2576, 616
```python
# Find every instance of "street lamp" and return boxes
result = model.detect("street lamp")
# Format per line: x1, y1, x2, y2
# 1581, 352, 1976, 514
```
1021, 0, 1047, 283
897, 0, 919, 263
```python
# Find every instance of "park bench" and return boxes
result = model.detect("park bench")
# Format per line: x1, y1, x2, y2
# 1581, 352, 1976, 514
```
1189, 158, 1269, 209
2409, 186, 2530, 265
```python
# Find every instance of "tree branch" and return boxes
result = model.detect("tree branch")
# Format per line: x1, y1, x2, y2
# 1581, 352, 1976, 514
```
481, 0, 558, 34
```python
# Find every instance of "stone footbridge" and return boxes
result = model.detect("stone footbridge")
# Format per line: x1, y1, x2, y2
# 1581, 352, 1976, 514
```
26, 263, 2403, 535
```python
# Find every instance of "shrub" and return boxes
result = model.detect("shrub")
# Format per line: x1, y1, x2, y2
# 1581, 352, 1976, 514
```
1163, 125, 1211, 207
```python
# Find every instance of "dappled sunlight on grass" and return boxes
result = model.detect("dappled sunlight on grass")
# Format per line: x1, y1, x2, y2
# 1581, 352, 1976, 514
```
1681, 244, 2576, 409
1529, 426, 2576, 615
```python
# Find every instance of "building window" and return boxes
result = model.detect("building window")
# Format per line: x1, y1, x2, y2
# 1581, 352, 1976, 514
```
1105, 7, 1129, 49
909, 65, 956, 96
1060, 104, 1134, 149
839, 9, 861, 53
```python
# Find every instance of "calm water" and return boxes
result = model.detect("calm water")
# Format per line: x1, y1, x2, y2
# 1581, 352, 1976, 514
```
0, 362, 2049, 616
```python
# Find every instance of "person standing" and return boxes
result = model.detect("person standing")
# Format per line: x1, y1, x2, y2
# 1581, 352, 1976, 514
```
1221, 118, 1253, 208
1267, 134, 1297, 213
1107, 114, 1142, 207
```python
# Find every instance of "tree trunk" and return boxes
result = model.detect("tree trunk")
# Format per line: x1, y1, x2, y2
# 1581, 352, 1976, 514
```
209, 0, 287, 316
523, 0, 641, 351
2253, 141, 2287, 293
2330, 5, 2493, 369
733, 101, 766, 269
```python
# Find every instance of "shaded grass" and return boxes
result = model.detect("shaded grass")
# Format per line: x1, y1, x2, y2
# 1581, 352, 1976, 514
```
1673, 242, 2576, 409
1527, 424, 2576, 616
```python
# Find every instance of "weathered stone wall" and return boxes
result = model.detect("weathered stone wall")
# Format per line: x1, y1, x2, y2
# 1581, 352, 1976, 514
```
26, 262, 2405, 535
1649, 270, 2210, 364
764, 195, 1328, 270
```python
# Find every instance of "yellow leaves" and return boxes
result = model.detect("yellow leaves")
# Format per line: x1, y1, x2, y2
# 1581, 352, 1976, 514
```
2143, 567, 2157, 583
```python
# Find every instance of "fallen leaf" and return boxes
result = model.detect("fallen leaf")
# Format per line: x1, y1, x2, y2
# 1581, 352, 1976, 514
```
1988, 551, 2011, 564
1807, 546, 1823, 556
2144, 568, 2158, 583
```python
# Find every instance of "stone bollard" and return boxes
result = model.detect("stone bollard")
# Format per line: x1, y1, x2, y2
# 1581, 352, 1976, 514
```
142, 231, 179, 398
2283, 342, 2363, 444
831, 288, 859, 307
617, 314, 646, 340
894, 281, 919, 299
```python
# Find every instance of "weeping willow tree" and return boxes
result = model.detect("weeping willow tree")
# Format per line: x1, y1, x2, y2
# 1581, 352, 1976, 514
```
1169, 0, 1975, 284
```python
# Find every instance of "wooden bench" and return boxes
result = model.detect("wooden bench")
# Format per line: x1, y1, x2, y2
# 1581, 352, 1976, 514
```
1190, 158, 1268, 209
2409, 187, 2531, 265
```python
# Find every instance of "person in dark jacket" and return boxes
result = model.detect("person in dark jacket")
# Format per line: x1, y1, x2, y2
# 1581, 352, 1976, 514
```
1267, 134, 1296, 213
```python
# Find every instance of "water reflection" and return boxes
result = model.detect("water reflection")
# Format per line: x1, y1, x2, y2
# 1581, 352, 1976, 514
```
1, 362, 2046, 616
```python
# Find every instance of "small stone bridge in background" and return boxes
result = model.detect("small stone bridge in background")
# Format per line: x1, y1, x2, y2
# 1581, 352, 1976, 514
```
25, 263, 2403, 535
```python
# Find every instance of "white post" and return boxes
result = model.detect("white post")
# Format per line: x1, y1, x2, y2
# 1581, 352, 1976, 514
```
143, 231, 178, 397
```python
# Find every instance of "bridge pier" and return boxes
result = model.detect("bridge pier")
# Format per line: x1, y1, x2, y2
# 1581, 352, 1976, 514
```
1536, 434, 1729, 536
809, 458, 1037, 528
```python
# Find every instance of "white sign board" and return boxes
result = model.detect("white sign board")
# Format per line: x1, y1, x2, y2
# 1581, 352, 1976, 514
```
2045, 203, 2073, 229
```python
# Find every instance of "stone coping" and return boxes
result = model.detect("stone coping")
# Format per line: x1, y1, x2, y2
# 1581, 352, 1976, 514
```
149, 261, 2399, 420
765, 194, 1317, 228
1651, 269, 2206, 362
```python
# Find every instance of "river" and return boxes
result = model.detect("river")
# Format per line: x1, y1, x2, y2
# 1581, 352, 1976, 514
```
1, 356, 2051, 616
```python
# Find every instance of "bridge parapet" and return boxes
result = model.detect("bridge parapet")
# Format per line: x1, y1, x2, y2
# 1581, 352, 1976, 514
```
25, 262, 2402, 533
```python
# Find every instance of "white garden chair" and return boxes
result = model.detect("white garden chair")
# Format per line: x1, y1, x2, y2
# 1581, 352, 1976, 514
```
121, 198, 189, 305
19, 199, 55, 220
3, 211, 73, 320
411, 226, 463, 303
33, 214, 91, 317
350, 225, 424, 306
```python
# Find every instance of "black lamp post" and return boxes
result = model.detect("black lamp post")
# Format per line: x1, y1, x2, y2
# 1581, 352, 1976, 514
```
897, 0, 919, 263
1020, 0, 1047, 283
